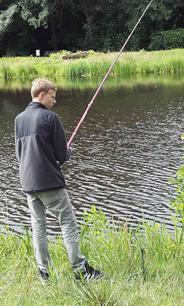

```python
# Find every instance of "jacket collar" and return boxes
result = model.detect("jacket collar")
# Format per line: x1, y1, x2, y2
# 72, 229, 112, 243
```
27, 101, 47, 109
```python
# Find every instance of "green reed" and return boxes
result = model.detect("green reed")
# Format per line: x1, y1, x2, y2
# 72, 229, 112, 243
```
0, 206, 183, 306
0, 49, 184, 82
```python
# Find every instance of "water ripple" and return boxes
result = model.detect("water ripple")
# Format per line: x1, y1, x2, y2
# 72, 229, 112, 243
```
0, 86, 184, 234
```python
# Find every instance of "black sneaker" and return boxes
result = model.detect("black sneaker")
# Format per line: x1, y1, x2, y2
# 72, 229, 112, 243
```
39, 269, 49, 284
75, 262, 103, 281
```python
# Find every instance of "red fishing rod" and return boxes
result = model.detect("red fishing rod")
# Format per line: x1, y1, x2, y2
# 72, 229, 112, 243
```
67, 0, 154, 147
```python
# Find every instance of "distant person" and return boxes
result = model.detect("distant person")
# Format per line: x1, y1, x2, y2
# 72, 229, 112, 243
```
14, 78, 103, 282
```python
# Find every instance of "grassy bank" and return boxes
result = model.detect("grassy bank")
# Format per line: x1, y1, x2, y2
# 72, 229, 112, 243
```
0, 49, 184, 82
0, 208, 183, 306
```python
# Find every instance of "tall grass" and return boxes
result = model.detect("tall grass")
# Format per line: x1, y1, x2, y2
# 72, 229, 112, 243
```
0, 49, 184, 82
0, 207, 183, 306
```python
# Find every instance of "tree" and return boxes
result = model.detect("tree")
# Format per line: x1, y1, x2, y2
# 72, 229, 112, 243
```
47, 0, 65, 50
0, 1, 50, 55
0, 3, 18, 38
19, 0, 49, 28
74, 0, 129, 50
166, 0, 184, 29
123, 0, 171, 50
0, 0, 184, 55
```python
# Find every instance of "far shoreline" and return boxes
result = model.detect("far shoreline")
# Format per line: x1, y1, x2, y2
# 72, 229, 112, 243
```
0, 48, 184, 82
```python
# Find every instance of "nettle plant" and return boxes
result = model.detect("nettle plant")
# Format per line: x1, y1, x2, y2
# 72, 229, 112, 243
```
171, 135, 184, 223
170, 134, 184, 242
171, 164, 184, 224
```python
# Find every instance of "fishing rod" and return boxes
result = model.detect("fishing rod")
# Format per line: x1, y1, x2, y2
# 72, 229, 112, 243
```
67, 0, 154, 147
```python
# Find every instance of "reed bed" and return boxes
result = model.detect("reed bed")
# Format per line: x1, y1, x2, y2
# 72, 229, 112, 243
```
0, 49, 184, 82
0, 207, 183, 306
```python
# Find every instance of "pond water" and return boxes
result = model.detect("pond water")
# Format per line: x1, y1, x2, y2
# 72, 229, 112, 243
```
0, 81, 184, 235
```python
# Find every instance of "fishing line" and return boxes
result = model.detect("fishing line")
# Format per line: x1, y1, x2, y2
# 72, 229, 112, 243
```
67, 0, 154, 147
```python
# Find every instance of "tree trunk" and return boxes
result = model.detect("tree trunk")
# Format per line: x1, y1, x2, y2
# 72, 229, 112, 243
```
50, 15, 58, 50
86, 13, 93, 43
49, 0, 64, 50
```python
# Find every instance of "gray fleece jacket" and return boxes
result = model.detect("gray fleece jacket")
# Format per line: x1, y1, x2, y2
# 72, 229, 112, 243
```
15, 102, 70, 193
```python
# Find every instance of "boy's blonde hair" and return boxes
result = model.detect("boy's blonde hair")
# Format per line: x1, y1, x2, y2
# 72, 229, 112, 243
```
31, 78, 57, 98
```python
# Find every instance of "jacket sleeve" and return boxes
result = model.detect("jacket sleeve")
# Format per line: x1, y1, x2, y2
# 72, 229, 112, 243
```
50, 113, 70, 165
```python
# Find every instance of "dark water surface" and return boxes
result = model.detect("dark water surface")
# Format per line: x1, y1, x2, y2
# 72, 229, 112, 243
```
0, 83, 184, 234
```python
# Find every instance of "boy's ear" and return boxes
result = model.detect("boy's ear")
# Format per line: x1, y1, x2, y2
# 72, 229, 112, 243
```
39, 92, 46, 99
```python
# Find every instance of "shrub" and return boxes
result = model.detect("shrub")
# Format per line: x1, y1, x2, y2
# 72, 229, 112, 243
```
149, 28, 184, 50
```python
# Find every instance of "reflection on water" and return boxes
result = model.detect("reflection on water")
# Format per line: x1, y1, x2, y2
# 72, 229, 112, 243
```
1, 75, 184, 91
0, 82, 184, 235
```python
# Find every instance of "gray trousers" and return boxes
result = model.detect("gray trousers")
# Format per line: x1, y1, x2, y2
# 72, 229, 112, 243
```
27, 188, 86, 273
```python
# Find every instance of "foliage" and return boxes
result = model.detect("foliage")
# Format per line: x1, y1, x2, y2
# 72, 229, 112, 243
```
48, 50, 72, 59
149, 28, 184, 50
0, 207, 183, 305
170, 134, 184, 246
19, 0, 49, 28
171, 134, 184, 225
0, 4, 18, 37
171, 164, 184, 224
0, 0, 184, 55
1, 49, 184, 81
